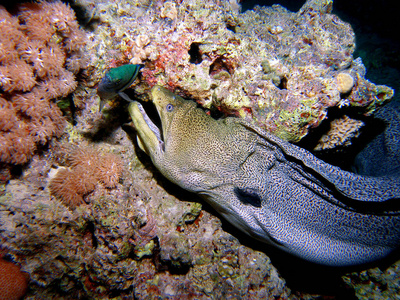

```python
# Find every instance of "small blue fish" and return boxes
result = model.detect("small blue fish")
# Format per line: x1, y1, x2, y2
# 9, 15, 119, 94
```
97, 64, 143, 110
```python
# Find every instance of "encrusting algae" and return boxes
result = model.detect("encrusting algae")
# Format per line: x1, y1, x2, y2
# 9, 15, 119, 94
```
314, 115, 364, 151
336, 72, 355, 94
87, 0, 393, 142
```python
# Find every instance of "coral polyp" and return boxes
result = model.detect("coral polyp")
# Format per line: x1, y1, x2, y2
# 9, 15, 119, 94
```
96, 152, 124, 188
0, 1, 86, 165
49, 146, 124, 209
48, 167, 94, 208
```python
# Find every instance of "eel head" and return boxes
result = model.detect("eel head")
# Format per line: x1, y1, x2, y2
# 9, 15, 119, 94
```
128, 86, 198, 176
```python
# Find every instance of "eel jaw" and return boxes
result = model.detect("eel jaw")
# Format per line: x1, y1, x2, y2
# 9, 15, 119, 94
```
128, 101, 164, 157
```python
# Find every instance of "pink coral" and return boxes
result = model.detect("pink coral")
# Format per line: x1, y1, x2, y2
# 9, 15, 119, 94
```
0, 2, 86, 165
68, 147, 124, 188
49, 167, 96, 209
0, 258, 29, 300
0, 98, 17, 132
68, 146, 99, 170
49, 146, 124, 209
96, 153, 124, 188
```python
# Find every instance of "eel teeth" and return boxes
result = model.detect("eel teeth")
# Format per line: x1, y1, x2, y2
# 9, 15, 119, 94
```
136, 102, 164, 150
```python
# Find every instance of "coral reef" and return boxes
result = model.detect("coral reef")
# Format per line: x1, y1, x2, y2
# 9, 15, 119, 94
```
0, 138, 293, 299
314, 115, 364, 150
0, 0, 399, 298
49, 146, 123, 208
342, 260, 400, 299
48, 167, 96, 209
0, 1, 86, 165
0, 257, 29, 300
336, 72, 354, 94
85, 0, 393, 142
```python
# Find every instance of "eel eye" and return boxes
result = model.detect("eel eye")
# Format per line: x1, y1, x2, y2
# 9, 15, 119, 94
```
166, 104, 174, 112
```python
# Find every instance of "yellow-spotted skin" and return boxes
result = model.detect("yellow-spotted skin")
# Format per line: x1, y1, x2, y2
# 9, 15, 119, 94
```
129, 86, 400, 266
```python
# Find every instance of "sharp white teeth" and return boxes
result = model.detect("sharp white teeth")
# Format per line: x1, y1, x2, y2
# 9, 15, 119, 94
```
136, 102, 163, 144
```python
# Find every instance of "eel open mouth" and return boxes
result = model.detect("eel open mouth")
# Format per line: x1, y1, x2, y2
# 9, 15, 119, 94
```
134, 101, 165, 151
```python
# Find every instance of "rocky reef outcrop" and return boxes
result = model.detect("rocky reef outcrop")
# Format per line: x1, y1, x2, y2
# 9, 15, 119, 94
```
86, 0, 392, 142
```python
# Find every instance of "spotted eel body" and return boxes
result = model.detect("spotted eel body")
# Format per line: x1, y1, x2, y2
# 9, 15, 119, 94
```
129, 85, 400, 266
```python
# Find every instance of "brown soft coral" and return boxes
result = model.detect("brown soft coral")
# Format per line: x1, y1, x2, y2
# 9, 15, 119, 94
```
96, 153, 124, 188
0, 2, 86, 165
0, 258, 29, 300
48, 167, 96, 209
68, 146, 99, 170
49, 146, 124, 209
314, 115, 364, 150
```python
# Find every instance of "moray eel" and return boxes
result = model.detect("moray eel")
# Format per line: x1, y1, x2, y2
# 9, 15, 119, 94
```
97, 64, 143, 110
129, 85, 400, 266
354, 100, 400, 177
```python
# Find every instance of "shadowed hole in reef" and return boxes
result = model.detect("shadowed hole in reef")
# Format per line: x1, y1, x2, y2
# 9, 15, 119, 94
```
109, 286, 134, 298
86, 220, 98, 248
295, 106, 386, 171
226, 23, 236, 33
209, 57, 235, 78
277, 76, 288, 89
188, 42, 202, 64
241, 0, 303, 12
